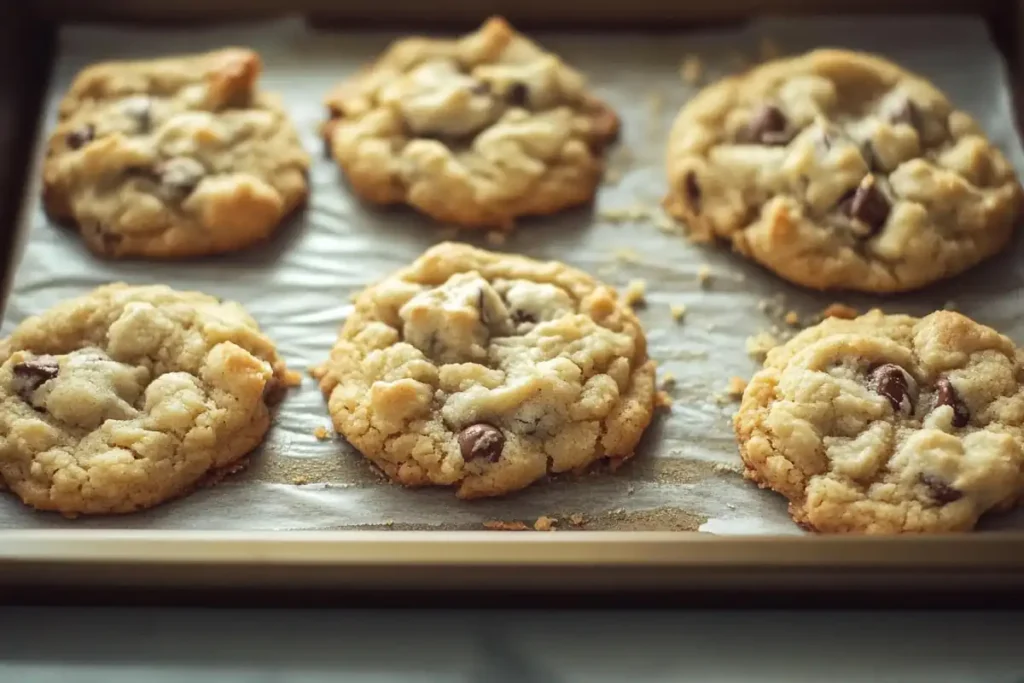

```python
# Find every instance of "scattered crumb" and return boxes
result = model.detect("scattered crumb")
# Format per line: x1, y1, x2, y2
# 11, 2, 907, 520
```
713, 462, 742, 475
726, 376, 748, 399
282, 369, 303, 387
670, 303, 687, 321
660, 372, 677, 391
680, 54, 704, 85
745, 331, 780, 360
943, 300, 959, 311
569, 513, 586, 527
622, 279, 647, 308
601, 206, 654, 223
534, 516, 557, 531
485, 231, 507, 246
654, 212, 685, 236
822, 303, 858, 320
627, 484, 636, 495
384, 519, 394, 527
612, 247, 643, 264
483, 520, 529, 531
697, 264, 712, 287
656, 390, 673, 410
313, 425, 331, 441
784, 310, 800, 326
759, 37, 781, 61
292, 475, 309, 486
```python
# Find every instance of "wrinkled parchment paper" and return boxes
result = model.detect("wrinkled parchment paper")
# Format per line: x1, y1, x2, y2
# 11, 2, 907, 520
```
2, 16, 1023, 532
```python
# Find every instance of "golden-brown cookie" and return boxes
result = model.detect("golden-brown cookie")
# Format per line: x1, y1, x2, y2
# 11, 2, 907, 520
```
665, 50, 1021, 293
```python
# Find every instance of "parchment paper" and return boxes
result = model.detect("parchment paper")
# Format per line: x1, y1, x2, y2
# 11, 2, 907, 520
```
2, 16, 1023, 532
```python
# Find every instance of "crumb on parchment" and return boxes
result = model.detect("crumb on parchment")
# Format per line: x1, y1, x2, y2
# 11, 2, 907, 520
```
314, 425, 331, 441
622, 279, 646, 308
784, 310, 801, 326
822, 303, 858, 320
660, 372, 677, 391
697, 264, 712, 287
534, 516, 557, 531
656, 390, 673, 410
484, 520, 529, 531
680, 54, 703, 84
292, 475, 309, 485
282, 369, 303, 387
713, 462, 742, 475
746, 331, 779, 361
670, 303, 687, 321
613, 247, 643, 264
600, 205, 654, 223
569, 513, 586, 527
726, 376, 747, 398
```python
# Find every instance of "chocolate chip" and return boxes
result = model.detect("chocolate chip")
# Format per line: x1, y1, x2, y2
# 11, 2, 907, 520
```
477, 289, 489, 325
847, 176, 890, 234
869, 363, 912, 413
507, 83, 529, 107
511, 310, 537, 326
919, 473, 963, 505
742, 105, 789, 145
458, 423, 505, 463
861, 141, 879, 170
891, 98, 920, 129
936, 377, 969, 428
684, 171, 702, 213
11, 356, 59, 404
66, 124, 95, 150
156, 158, 205, 199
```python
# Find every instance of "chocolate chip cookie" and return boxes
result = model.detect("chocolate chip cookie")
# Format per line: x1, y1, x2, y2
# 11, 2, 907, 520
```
665, 49, 1022, 292
322, 16, 619, 229
313, 242, 655, 498
734, 310, 1024, 533
0, 284, 295, 515
44, 48, 310, 259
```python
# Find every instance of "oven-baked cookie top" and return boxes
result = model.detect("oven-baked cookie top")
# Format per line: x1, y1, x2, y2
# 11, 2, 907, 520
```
0, 284, 294, 516
322, 16, 619, 229
735, 309, 1024, 533
313, 242, 655, 498
665, 49, 1021, 293
43, 48, 310, 259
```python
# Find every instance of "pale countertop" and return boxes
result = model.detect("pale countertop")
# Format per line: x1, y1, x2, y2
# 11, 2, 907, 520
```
0, 608, 1021, 682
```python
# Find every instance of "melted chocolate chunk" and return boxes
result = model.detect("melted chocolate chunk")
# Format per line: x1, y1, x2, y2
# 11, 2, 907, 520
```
890, 98, 920, 129
847, 176, 890, 234
123, 97, 153, 133
66, 124, 95, 150
869, 363, 912, 413
935, 377, 970, 428
11, 356, 59, 404
507, 83, 529, 107
742, 105, 789, 145
458, 423, 505, 463
919, 472, 963, 505
511, 309, 538, 326
157, 158, 206, 199
684, 171, 702, 213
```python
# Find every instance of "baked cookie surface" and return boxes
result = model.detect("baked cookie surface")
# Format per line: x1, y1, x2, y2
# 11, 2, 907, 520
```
665, 49, 1021, 293
322, 17, 619, 229
44, 48, 310, 259
734, 310, 1024, 533
313, 242, 655, 498
0, 284, 294, 515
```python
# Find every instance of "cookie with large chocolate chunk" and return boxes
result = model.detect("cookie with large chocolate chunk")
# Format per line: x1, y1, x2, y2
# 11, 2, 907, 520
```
43, 49, 309, 259
664, 49, 1022, 293
322, 16, 619, 229
0, 284, 295, 516
734, 310, 1024, 533
312, 242, 656, 498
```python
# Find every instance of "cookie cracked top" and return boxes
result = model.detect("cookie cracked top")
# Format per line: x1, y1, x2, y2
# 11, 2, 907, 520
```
0, 284, 293, 515
313, 242, 655, 498
322, 17, 619, 229
44, 48, 310, 259
665, 50, 1022, 293
735, 310, 1024, 533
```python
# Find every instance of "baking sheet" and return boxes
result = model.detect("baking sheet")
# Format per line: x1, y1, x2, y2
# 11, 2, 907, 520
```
2, 15, 1024, 532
